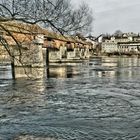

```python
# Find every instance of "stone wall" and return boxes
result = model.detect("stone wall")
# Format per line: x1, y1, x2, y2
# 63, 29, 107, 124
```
0, 45, 11, 63
14, 44, 44, 67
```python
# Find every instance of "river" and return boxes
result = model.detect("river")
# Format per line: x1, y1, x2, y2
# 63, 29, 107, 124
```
0, 56, 140, 140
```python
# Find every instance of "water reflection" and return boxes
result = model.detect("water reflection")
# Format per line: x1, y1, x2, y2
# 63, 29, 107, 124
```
91, 57, 140, 79
14, 67, 45, 79
1, 57, 140, 80
0, 64, 12, 79
47, 65, 80, 78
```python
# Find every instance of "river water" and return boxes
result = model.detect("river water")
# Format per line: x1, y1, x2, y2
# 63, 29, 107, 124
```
0, 56, 140, 140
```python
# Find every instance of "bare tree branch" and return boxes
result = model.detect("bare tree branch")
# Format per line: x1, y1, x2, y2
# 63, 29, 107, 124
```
0, 0, 93, 34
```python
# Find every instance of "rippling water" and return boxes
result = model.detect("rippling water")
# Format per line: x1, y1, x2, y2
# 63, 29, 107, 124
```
0, 57, 140, 140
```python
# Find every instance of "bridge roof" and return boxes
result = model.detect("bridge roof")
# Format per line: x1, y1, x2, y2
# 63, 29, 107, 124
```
0, 21, 43, 34
0, 21, 91, 46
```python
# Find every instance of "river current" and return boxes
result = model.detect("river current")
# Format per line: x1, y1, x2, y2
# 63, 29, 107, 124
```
0, 56, 140, 140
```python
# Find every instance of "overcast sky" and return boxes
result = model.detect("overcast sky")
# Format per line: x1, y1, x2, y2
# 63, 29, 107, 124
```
71, 0, 140, 36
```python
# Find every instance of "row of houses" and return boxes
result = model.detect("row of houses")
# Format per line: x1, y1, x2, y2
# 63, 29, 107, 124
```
100, 33, 140, 55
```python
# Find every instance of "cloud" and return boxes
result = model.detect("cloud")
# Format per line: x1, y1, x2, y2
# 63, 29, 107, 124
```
94, 1, 140, 35
71, 0, 140, 35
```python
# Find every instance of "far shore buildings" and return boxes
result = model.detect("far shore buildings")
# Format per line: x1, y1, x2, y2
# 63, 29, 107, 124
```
101, 33, 140, 55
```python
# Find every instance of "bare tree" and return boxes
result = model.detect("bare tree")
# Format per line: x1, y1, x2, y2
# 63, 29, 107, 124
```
0, 0, 93, 57
113, 30, 123, 37
0, 0, 93, 78
0, 0, 93, 35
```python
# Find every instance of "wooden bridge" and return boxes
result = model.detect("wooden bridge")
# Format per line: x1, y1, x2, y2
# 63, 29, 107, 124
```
0, 21, 94, 78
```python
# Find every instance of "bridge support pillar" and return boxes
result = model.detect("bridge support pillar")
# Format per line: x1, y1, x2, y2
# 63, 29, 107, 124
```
14, 44, 44, 67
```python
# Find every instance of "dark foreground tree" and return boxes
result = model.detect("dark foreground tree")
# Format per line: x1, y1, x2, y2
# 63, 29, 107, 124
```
0, 0, 93, 35
0, 0, 93, 78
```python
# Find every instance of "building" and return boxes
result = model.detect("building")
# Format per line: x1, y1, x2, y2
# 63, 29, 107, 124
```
101, 33, 140, 55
